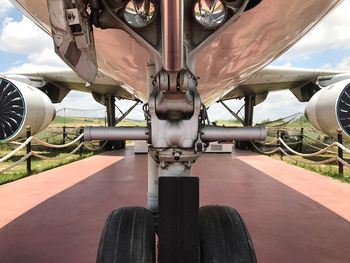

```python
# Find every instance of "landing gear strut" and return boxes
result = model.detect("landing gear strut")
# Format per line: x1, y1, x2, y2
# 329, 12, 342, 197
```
89, 67, 262, 263
83, 0, 264, 260
104, 95, 125, 151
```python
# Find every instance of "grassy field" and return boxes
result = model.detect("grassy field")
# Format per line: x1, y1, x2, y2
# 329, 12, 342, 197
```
271, 153, 350, 183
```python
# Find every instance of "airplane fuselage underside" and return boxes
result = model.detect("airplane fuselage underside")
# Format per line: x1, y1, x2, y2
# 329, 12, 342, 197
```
10, 0, 341, 104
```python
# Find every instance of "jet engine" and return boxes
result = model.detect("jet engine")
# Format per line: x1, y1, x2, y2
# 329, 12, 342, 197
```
0, 78, 56, 142
305, 79, 350, 138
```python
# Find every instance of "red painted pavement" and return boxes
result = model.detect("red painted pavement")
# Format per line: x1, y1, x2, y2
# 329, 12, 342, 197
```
0, 149, 349, 263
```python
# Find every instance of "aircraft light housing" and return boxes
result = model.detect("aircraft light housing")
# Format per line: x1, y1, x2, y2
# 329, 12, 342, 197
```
194, 0, 227, 29
123, 0, 156, 28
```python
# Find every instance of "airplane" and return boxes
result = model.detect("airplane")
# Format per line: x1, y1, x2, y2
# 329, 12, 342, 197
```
0, 0, 348, 262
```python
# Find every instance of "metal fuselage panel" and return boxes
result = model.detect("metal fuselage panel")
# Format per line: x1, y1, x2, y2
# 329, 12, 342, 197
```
10, 0, 342, 104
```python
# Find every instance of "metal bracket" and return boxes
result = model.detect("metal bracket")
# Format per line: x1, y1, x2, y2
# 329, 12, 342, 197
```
47, 0, 97, 83
65, 8, 91, 49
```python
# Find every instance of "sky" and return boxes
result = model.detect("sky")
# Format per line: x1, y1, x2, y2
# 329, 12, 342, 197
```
1, 0, 350, 122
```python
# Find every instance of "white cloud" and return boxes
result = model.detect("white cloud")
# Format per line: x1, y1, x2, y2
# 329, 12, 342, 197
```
56, 91, 145, 120
0, 15, 68, 72
336, 57, 350, 70
280, 0, 350, 59
0, 0, 13, 17
0, 16, 52, 54
208, 90, 305, 123
254, 91, 305, 122
321, 63, 332, 70
282, 62, 292, 68
7, 48, 68, 73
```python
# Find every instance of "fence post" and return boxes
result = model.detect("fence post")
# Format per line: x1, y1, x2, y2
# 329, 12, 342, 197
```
337, 130, 344, 177
26, 126, 31, 176
299, 128, 304, 153
62, 126, 66, 144
277, 130, 282, 159
79, 127, 84, 158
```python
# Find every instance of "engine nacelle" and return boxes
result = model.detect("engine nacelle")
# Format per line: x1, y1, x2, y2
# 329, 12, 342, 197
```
305, 79, 350, 138
0, 78, 56, 142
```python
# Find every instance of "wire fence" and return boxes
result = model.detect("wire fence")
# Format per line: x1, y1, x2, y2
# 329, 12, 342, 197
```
0, 126, 107, 176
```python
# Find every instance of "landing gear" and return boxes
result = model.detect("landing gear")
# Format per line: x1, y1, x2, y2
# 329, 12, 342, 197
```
96, 207, 156, 263
88, 65, 264, 262
89, 65, 263, 262
104, 95, 125, 151
199, 206, 257, 263
237, 94, 256, 150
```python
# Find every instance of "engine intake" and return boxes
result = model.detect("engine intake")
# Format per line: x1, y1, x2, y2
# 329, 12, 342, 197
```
305, 79, 350, 138
0, 78, 56, 142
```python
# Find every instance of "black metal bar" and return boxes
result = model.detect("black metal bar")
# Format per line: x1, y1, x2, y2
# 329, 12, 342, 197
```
244, 94, 255, 127
158, 177, 200, 263
299, 127, 304, 153
115, 101, 140, 125
26, 126, 31, 176
63, 126, 67, 144
277, 129, 282, 158
114, 102, 124, 116
219, 101, 245, 125
106, 95, 116, 127
338, 130, 344, 177
79, 127, 84, 158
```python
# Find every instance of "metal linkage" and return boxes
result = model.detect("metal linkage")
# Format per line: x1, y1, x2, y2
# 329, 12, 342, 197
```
84, 127, 149, 141
84, 125, 267, 146
202, 126, 267, 142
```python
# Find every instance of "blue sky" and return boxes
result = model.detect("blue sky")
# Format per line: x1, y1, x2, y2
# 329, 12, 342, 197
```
1, 0, 350, 121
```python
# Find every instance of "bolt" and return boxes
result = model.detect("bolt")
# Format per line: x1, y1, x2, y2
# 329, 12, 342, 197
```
173, 151, 181, 161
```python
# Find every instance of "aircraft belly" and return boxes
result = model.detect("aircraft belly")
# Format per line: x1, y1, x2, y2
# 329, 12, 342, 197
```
10, 0, 342, 104
194, 0, 341, 105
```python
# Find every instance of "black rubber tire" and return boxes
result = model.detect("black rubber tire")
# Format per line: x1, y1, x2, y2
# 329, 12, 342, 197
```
199, 206, 257, 263
96, 207, 156, 263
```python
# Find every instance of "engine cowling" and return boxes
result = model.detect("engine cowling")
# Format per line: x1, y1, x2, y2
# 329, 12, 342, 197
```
0, 78, 56, 142
305, 79, 350, 138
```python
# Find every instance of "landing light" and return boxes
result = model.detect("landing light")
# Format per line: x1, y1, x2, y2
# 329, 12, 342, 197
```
194, 0, 227, 29
123, 0, 156, 28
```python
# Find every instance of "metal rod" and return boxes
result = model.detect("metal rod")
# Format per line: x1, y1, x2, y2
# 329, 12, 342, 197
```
162, 0, 183, 71
299, 127, 304, 153
26, 126, 31, 176
115, 101, 140, 125
277, 129, 282, 158
220, 101, 245, 125
84, 127, 149, 141
62, 126, 67, 145
244, 94, 255, 126
201, 126, 267, 142
338, 130, 343, 177
106, 96, 116, 127
79, 127, 84, 157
